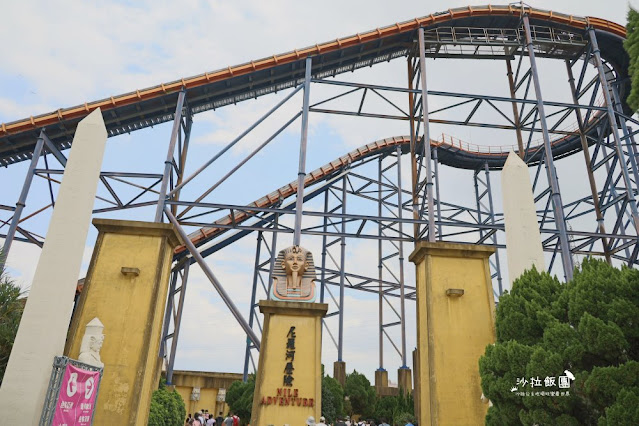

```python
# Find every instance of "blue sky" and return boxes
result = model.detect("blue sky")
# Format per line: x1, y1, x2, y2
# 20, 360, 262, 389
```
0, 0, 633, 384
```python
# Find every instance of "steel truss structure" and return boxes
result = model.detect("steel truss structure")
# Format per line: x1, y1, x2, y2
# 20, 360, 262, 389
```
0, 5, 637, 383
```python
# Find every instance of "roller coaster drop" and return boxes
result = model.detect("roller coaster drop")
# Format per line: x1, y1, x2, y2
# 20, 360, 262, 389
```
0, 5, 637, 384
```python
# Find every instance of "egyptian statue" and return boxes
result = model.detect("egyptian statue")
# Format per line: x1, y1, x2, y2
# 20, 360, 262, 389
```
270, 245, 317, 302
78, 317, 105, 368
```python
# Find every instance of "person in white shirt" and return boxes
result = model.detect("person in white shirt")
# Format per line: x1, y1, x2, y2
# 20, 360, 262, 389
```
317, 416, 327, 426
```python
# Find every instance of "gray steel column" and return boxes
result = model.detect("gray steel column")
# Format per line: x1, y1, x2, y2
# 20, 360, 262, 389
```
159, 268, 179, 359
418, 27, 436, 242
172, 107, 193, 216
167, 261, 190, 385
611, 86, 639, 202
155, 89, 186, 222
407, 58, 420, 240
523, 15, 574, 281
628, 127, 639, 195
338, 175, 347, 362
474, 171, 484, 240
506, 60, 525, 157
565, 59, 611, 263
588, 28, 639, 232
433, 147, 442, 240
1, 132, 45, 266
165, 207, 260, 348
377, 157, 384, 370
243, 232, 263, 382
320, 190, 329, 304
396, 147, 407, 367
293, 57, 312, 246
484, 164, 503, 295
267, 213, 279, 299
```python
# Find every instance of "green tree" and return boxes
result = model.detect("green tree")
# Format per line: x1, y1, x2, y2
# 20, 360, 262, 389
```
624, 7, 639, 111
0, 255, 24, 385
148, 383, 186, 426
226, 377, 255, 424
322, 374, 344, 423
344, 370, 377, 418
373, 390, 414, 425
479, 260, 639, 425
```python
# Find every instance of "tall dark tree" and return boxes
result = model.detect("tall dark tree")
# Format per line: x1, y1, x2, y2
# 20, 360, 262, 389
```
226, 376, 254, 424
322, 374, 344, 423
624, 8, 639, 111
0, 254, 24, 385
344, 370, 377, 418
480, 260, 639, 425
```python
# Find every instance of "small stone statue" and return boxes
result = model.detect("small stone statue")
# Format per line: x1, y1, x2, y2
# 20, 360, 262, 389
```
270, 245, 316, 302
78, 317, 105, 368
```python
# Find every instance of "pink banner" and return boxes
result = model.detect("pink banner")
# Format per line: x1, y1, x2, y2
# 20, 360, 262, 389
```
52, 363, 101, 426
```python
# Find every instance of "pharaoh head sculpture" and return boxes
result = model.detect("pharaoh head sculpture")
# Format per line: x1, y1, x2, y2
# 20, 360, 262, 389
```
78, 317, 105, 368
270, 245, 316, 302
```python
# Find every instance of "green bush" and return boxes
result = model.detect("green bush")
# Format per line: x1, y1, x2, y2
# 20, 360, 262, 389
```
480, 260, 639, 425
0, 254, 24, 385
148, 384, 186, 426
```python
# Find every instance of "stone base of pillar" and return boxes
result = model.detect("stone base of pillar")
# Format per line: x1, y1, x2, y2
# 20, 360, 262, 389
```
398, 367, 412, 393
250, 300, 328, 424
375, 368, 388, 389
333, 361, 346, 386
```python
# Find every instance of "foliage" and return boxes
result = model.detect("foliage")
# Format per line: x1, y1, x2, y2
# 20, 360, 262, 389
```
624, 7, 639, 111
0, 254, 24, 385
373, 390, 414, 425
148, 384, 186, 426
393, 411, 415, 426
479, 260, 639, 425
344, 370, 377, 417
226, 376, 255, 423
322, 374, 344, 423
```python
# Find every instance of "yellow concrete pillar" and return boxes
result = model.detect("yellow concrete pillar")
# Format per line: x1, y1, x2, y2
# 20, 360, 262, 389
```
333, 361, 346, 386
374, 369, 388, 390
65, 219, 181, 426
251, 300, 327, 425
409, 242, 496, 426
397, 367, 412, 393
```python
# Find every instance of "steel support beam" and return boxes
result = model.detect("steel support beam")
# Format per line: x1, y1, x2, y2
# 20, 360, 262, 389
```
377, 157, 384, 370
337, 175, 347, 362
167, 261, 190, 385
523, 15, 574, 281
293, 57, 312, 246
418, 27, 436, 242
396, 147, 407, 367
155, 89, 186, 222
243, 232, 263, 382
588, 28, 639, 233
164, 207, 261, 348
1, 132, 45, 267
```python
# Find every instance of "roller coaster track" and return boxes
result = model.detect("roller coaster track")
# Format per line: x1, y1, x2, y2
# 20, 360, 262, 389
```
0, 4, 627, 165
0, 5, 631, 258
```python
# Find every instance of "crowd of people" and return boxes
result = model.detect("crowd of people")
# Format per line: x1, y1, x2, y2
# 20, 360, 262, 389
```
304, 416, 414, 426
184, 413, 415, 426
185, 411, 240, 426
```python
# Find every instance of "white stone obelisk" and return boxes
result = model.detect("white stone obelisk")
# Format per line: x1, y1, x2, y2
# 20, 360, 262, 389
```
501, 151, 545, 289
0, 109, 107, 424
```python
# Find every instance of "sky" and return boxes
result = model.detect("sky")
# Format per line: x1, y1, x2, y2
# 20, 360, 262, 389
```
0, 0, 635, 387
